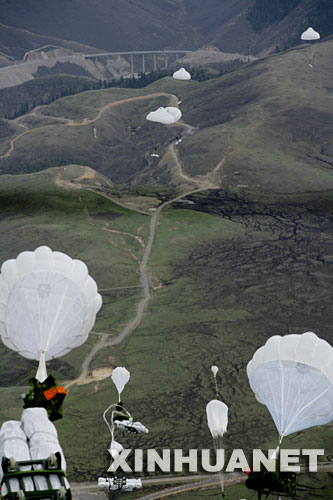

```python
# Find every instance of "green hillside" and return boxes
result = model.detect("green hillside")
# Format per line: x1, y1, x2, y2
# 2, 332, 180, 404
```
1, 40, 332, 193
0, 0, 332, 59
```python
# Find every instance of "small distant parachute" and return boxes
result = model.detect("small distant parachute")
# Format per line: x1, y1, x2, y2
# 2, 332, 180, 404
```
211, 365, 219, 397
206, 399, 228, 496
111, 367, 130, 401
146, 106, 182, 124
301, 28, 320, 66
211, 365, 218, 377
301, 27, 320, 41
0, 246, 102, 382
173, 68, 191, 81
206, 399, 228, 439
247, 332, 333, 445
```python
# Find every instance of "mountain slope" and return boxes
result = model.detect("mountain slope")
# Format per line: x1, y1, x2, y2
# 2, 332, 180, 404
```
0, 0, 332, 61
0, 40, 332, 194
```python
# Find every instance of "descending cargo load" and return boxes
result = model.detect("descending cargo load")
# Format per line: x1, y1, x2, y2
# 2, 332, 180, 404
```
23, 375, 66, 422
1, 412, 71, 500
0, 421, 34, 496
21, 408, 69, 492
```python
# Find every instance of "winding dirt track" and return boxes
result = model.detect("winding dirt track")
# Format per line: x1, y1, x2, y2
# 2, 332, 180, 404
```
0, 92, 179, 159
65, 166, 218, 389
2, 90, 222, 392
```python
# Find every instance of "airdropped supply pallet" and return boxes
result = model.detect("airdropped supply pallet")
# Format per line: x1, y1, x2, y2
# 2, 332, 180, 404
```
1, 453, 71, 500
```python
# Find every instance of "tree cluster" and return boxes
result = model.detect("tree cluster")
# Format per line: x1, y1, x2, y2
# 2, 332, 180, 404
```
246, 0, 302, 33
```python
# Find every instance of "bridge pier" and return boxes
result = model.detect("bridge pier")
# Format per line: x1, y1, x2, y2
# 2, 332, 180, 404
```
153, 54, 157, 72
130, 54, 134, 77
142, 54, 145, 73
164, 55, 168, 68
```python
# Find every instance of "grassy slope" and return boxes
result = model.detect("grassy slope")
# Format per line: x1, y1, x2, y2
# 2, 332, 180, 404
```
149, 472, 333, 500
0, 74, 97, 119
0, 41, 332, 193
0, 166, 149, 388
177, 40, 333, 192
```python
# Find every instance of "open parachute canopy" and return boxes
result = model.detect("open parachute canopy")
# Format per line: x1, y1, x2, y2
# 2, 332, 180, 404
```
211, 365, 218, 377
172, 68, 191, 81
111, 366, 130, 401
146, 106, 182, 124
301, 27, 320, 41
247, 331, 333, 439
206, 399, 228, 439
0, 246, 102, 382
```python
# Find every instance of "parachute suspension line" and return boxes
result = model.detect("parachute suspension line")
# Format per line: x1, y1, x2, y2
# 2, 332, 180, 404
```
283, 384, 331, 437
44, 275, 72, 354
211, 366, 219, 398
103, 403, 133, 442
310, 44, 316, 65
214, 436, 225, 498
279, 359, 285, 439
103, 403, 117, 441
36, 350, 47, 383
271, 433, 285, 460
214, 376, 219, 399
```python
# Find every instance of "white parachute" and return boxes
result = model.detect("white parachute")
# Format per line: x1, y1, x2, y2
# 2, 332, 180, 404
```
0, 246, 102, 382
301, 27, 320, 41
211, 365, 219, 398
247, 331, 333, 445
108, 440, 124, 462
206, 399, 228, 495
211, 365, 218, 377
300, 27, 320, 67
111, 366, 131, 401
206, 399, 228, 439
173, 68, 191, 81
146, 106, 182, 124
165, 107, 182, 122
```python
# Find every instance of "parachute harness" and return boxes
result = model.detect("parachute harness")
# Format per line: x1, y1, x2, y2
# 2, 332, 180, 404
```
103, 403, 132, 442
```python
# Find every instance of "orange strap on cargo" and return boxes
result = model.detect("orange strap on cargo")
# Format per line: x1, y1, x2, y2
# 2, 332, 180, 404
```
44, 386, 66, 400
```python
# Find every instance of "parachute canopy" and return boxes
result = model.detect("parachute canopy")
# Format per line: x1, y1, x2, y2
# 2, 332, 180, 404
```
206, 399, 228, 439
0, 246, 102, 382
211, 365, 218, 377
165, 107, 182, 122
301, 27, 320, 41
146, 107, 182, 124
111, 367, 130, 401
108, 440, 124, 459
173, 68, 191, 81
247, 331, 333, 438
